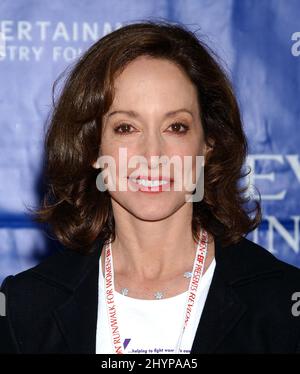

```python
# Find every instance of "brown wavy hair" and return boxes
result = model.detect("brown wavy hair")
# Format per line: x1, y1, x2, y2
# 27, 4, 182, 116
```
31, 20, 261, 253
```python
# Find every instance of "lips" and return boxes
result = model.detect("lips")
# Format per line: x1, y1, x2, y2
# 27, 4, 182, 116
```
127, 175, 174, 182
127, 175, 173, 192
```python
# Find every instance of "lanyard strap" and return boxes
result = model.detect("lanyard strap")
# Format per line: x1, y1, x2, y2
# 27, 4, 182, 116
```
104, 242, 123, 353
103, 228, 209, 354
175, 228, 208, 353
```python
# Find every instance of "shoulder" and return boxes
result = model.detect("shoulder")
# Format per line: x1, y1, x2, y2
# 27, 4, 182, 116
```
1, 248, 82, 297
0, 249, 69, 353
1, 237, 104, 295
0, 238, 103, 323
0, 239, 103, 353
216, 236, 300, 286
0, 249, 76, 334
247, 238, 300, 278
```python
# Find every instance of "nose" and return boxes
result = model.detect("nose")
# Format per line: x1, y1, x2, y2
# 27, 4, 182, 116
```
140, 131, 165, 171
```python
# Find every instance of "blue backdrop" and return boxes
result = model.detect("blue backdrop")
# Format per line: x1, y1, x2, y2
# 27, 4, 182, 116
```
0, 0, 300, 282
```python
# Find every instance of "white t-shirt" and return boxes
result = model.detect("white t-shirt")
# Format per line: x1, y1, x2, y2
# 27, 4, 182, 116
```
96, 254, 216, 354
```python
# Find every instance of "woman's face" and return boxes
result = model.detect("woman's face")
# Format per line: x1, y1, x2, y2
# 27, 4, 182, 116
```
93, 56, 207, 221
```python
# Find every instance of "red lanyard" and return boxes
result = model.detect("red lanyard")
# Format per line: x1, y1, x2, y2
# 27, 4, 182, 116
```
103, 228, 209, 354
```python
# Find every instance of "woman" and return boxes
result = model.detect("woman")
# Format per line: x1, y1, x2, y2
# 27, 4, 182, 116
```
1, 20, 300, 354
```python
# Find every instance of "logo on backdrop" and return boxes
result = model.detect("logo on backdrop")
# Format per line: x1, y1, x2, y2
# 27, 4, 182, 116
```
0, 21, 122, 62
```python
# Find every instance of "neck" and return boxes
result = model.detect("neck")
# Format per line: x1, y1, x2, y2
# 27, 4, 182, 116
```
108, 200, 214, 282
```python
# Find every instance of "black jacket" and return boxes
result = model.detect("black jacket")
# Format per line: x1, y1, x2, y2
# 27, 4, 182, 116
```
1, 236, 300, 354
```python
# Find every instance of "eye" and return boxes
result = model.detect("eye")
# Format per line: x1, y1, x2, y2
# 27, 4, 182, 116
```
113, 121, 190, 135
167, 122, 190, 134
113, 123, 136, 135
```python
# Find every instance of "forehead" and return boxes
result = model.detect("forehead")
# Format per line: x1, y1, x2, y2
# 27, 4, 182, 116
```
110, 56, 198, 110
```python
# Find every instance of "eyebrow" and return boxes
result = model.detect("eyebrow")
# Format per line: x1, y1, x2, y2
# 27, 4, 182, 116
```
107, 108, 194, 119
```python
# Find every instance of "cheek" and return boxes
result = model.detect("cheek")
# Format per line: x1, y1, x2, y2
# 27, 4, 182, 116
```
174, 144, 204, 188
104, 148, 141, 190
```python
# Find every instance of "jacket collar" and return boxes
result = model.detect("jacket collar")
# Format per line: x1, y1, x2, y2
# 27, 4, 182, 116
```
31, 235, 283, 353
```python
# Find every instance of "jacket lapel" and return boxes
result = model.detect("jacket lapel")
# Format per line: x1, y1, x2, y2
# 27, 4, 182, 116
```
190, 264, 248, 353
191, 237, 283, 353
53, 262, 99, 353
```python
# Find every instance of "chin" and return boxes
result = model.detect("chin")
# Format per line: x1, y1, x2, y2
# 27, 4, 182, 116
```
129, 200, 186, 222
111, 193, 186, 218
131, 210, 175, 222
